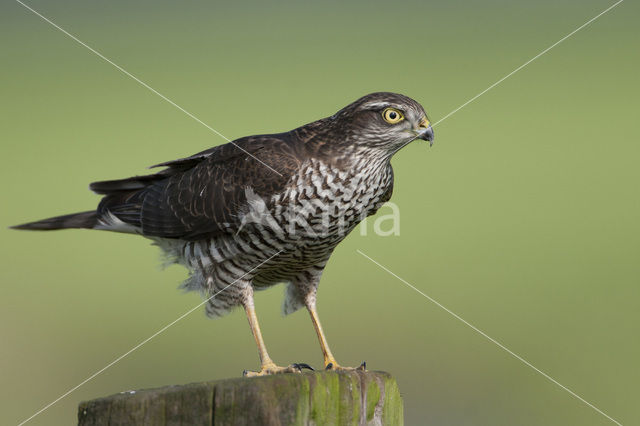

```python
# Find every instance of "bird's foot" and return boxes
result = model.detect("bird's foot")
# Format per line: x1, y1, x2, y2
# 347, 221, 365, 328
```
325, 360, 367, 372
243, 362, 314, 377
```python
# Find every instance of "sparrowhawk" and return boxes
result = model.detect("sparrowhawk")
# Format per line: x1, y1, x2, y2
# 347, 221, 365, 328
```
13, 92, 434, 376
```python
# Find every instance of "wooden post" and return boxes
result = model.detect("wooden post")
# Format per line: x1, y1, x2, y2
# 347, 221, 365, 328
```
78, 370, 403, 425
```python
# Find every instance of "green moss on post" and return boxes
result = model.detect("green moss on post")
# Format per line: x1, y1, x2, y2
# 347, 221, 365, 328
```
366, 380, 381, 421
78, 370, 403, 426
382, 375, 404, 425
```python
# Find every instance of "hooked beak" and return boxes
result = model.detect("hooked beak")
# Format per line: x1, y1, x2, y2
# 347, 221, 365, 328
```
416, 118, 434, 146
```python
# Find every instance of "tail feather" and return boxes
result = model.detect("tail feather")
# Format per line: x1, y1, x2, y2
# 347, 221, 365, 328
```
11, 211, 97, 231
90, 174, 163, 195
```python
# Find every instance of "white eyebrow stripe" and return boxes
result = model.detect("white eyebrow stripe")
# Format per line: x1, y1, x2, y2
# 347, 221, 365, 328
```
361, 101, 393, 110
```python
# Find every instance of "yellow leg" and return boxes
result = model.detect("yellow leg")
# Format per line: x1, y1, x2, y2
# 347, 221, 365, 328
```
243, 297, 311, 376
307, 303, 340, 369
245, 300, 276, 370
307, 302, 365, 371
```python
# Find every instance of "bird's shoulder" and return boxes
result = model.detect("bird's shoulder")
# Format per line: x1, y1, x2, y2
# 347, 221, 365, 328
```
151, 134, 299, 176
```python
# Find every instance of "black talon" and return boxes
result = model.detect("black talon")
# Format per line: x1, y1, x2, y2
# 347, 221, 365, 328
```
358, 361, 366, 371
242, 369, 249, 376
293, 363, 314, 371
325, 362, 333, 370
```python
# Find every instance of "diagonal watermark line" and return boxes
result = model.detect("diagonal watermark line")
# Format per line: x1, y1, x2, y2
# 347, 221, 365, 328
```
17, 251, 282, 426
357, 249, 623, 426
432, 0, 624, 127
15, 0, 283, 177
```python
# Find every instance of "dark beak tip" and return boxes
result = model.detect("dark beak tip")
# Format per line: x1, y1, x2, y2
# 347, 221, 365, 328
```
420, 126, 434, 144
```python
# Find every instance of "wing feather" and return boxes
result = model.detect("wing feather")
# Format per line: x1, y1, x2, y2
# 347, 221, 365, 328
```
95, 135, 300, 240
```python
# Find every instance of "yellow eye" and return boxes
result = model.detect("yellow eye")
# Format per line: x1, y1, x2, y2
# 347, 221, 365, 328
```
382, 108, 404, 124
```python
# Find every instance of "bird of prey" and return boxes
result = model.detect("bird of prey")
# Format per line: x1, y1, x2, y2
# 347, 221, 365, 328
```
13, 92, 434, 376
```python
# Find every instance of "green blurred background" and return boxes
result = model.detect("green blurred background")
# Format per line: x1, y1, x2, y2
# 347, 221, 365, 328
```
1, 1, 638, 424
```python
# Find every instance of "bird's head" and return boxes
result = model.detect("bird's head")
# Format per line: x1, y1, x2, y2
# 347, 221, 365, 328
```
330, 92, 433, 155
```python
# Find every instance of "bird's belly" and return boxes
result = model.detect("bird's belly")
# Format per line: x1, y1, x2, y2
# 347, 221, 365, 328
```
250, 198, 389, 287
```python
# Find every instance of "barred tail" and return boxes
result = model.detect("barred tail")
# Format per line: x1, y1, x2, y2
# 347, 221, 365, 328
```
10, 211, 97, 231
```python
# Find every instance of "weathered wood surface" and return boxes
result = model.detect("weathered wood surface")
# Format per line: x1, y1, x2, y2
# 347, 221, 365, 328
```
78, 370, 403, 426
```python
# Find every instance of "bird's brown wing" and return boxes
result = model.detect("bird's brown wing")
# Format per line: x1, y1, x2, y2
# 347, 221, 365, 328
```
91, 135, 301, 240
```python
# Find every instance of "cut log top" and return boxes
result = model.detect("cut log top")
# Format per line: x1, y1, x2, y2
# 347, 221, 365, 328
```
78, 370, 403, 426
